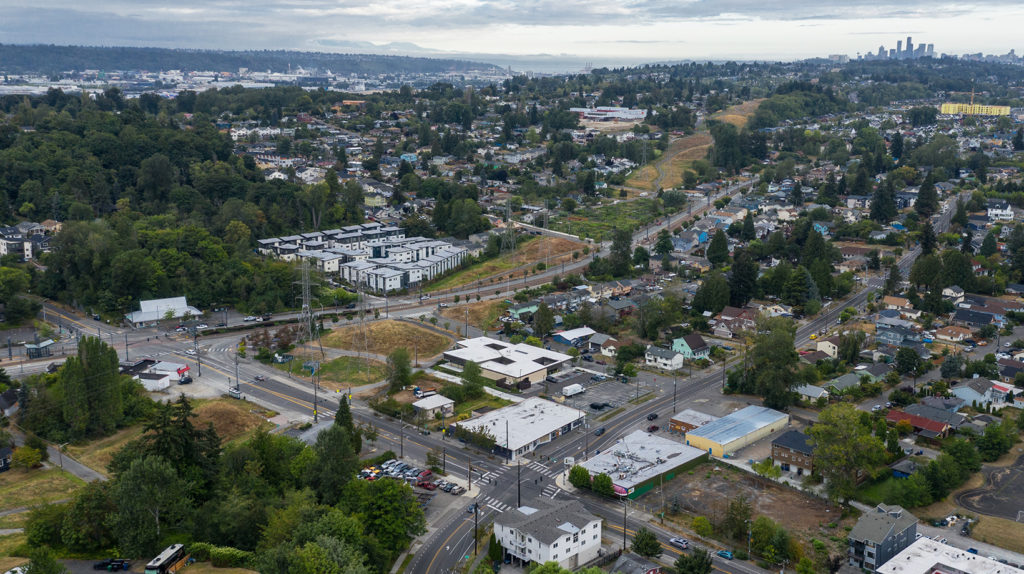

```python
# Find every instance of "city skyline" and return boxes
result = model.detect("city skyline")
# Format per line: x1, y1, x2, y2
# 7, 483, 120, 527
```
0, 1, 1021, 69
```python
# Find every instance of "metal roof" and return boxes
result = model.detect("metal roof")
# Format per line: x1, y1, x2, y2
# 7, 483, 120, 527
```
685, 405, 788, 446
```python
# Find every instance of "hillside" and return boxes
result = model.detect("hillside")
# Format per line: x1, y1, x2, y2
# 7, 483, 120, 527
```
0, 44, 501, 75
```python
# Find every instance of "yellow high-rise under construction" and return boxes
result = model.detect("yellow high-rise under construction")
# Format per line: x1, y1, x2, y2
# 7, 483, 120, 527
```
940, 103, 1010, 116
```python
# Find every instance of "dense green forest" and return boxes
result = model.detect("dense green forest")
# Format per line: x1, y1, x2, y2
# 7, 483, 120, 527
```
0, 44, 499, 76
18, 359, 422, 572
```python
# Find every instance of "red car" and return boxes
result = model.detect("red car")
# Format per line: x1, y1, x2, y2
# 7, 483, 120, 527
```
417, 480, 437, 490
647, 425, 660, 432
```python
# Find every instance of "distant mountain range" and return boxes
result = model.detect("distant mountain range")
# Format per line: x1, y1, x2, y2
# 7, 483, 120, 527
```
0, 44, 505, 76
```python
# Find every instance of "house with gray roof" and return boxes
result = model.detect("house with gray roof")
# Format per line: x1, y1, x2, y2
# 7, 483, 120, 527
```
645, 345, 684, 370
848, 504, 918, 572
903, 404, 967, 429
493, 499, 601, 570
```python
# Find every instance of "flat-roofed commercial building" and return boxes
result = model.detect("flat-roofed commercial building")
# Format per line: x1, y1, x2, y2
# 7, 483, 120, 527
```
579, 429, 708, 499
454, 397, 585, 461
444, 337, 573, 389
684, 405, 789, 457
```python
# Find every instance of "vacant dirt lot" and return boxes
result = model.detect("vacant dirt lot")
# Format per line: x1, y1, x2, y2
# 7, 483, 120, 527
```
627, 132, 712, 192
957, 454, 1024, 521
659, 462, 849, 541
322, 320, 452, 358
428, 236, 584, 291
0, 468, 84, 512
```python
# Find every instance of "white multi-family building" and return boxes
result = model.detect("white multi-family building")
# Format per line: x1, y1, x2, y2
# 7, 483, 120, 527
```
494, 499, 601, 570
258, 222, 469, 293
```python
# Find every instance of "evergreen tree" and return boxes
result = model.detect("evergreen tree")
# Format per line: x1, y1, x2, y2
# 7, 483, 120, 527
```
728, 249, 759, 307
890, 132, 904, 161
884, 265, 902, 295
692, 272, 730, 314
741, 211, 756, 241
631, 527, 662, 558
789, 180, 803, 207
817, 173, 838, 206
310, 422, 358, 506
920, 221, 937, 255
654, 229, 673, 257
706, 229, 730, 267
870, 176, 896, 223
952, 199, 968, 227
915, 173, 938, 217
980, 232, 998, 257
334, 397, 361, 455
1014, 127, 1024, 151
533, 303, 555, 337
962, 229, 974, 254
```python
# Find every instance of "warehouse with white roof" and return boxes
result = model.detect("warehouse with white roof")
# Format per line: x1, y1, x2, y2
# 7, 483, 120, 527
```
683, 405, 790, 457
454, 397, 585, 461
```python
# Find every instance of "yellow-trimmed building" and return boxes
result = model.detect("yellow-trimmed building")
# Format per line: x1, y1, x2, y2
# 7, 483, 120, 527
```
684, 405, 790, 457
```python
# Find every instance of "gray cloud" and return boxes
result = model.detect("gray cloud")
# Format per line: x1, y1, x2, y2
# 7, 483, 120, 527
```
0, 0, 1019, 61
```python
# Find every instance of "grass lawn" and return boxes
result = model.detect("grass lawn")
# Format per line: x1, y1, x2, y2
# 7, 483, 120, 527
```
551, 198, 664, 242
439, 299, 507, 331
452, 395, 512, 419
0, 510, 29, 529
855, 476, 900, 506
0, 468, 84, 512
321, 320, 451, 358
316, 356, 386, 389
972, 515, 1024, 555
180, 562, 258, 574
66, 399, 275, 477
0, 533, 28, 569
425, 236, 583, 293
709, 99, 765, 128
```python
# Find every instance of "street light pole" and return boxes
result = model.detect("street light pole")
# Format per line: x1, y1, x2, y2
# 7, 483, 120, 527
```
673, 376, 677, 412
622, 500, 627, 551
517, 460, 521, 508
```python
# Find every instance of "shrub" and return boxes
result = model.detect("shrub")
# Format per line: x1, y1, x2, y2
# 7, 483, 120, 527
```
210, 546, 253, 567
189, 542, 214, 561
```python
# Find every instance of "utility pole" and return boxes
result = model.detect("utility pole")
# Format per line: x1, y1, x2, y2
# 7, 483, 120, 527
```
517, 459, 521, 508
468, 459, 472, 492
442, 447, 446, 473
622, 500, 627, 551
474, 504, 479, 556
673, 376, 677, 412
124, 333, 129, 362
399, 414, 404, 457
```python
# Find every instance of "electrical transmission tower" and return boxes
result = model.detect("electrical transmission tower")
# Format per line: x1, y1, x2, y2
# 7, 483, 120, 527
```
296, 260, 325, 422
501, 200, 516, 253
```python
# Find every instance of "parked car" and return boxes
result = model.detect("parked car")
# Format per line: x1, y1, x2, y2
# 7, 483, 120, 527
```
244, 315, 257, 321
647, 425, 660, 432
646, 413, 659, 421
417, 480, 437, 490
590, 402, 606, 410
716, 550, 733, 560
594, 427, 606, 436
581, 355, 594, 362
669, 538, 689, 550
196, 323, 209, 329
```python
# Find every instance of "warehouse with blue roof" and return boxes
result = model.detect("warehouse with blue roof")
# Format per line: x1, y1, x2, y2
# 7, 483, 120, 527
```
683, 405, 790, 457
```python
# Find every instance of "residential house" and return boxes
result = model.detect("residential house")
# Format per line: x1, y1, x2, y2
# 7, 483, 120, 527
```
611, 554, 663, 574
919, 396, 965, 412
882, 296, 911, 310
412, 394, 455, 418
987, 199, 1014, 221
941, 285, 965, 304
771, 430, 815, 475
935, 325, 971, 343
890, 459, 919, 479
672, 334, 710, 360
855, 363, 893, 383
713, 306, 758, 338
950, 380, 991, 407
952, 308, 998, 329
848, 504, 918, 572
886, 410, 951, 439
903, 404, 967, 430
645, 346, 685, 371
997, 358, 1024, 383
817, 336, 841, 359
795, 384, 829, 402
0, 446, 11, 473
828, 372, 864, 393
587, 334, 616, 355
875, 327, 920, 347
602, 298, 638, 319
493, 499, 601, 569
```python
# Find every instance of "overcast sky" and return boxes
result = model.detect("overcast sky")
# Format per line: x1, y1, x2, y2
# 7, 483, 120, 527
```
1, 0, 1021, 65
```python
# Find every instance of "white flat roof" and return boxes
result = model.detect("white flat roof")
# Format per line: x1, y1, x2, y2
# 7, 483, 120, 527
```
555, 327, 596, 341
878, 538, 1019, 574
580, 430, 707, 493
455, 397, 584, 453
413, 394, 455, 410
445, 337, 572, 379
